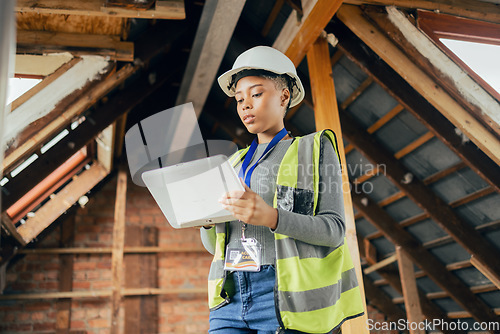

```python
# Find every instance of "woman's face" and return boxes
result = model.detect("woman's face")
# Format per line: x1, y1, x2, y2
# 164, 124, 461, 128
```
234, 76, 289, 140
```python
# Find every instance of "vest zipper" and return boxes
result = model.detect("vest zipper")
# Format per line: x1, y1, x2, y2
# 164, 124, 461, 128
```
273, 262, 286, 333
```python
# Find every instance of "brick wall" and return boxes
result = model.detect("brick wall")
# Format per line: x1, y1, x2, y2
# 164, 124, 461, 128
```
0, 174, 212, 334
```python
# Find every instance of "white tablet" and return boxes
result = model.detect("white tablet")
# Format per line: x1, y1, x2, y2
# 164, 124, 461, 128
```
141, 155, 244, 228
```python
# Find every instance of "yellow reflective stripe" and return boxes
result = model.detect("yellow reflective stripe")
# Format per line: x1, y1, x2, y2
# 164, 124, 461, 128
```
280, 287, 364, 333
208, 278, 226, 309
229, 146, 250, 167
274, 233, 289, 240
276, 243, 351, 292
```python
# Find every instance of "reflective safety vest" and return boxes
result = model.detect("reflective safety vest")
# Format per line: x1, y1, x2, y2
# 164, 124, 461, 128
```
207, 129, 364, 333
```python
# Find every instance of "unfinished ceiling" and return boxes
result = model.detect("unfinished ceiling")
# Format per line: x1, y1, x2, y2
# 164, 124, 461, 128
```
1, 0, 499, 332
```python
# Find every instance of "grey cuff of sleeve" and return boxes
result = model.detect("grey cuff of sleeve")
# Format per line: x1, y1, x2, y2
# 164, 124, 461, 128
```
271, 208, 291, 235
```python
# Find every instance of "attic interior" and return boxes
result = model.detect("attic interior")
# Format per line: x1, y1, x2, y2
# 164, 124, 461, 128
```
0, 0, 499, 333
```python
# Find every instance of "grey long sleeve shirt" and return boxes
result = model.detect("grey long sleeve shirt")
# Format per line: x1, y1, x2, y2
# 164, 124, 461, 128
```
200, 136, 346, 264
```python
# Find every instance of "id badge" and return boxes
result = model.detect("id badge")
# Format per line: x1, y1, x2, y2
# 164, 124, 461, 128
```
224, 238, 262, 272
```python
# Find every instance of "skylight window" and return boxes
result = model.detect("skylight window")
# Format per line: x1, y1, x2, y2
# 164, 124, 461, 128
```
6, 77, 42, 105
440, 39, 500, 94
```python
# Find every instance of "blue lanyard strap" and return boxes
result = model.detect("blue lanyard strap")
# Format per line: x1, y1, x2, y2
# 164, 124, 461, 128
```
238, 128, 288, 187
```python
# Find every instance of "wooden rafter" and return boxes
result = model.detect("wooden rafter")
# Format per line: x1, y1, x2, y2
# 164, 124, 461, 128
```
16, 162, 108, 244
17, 30, 134, 62
364, 6, 500, 136
340, 108, 500, 286
176, 0, 246, 117
3, 61, 129, 175
336, 5, 500, 166
362, 276, 406, 322
262, 0, 285, 37
110, 167, 127, 334
351, 190, 498, 324
15, 0, 185, 20
327, 18, 500, 193
396, 247, 425, 334
343, 0, 500, 24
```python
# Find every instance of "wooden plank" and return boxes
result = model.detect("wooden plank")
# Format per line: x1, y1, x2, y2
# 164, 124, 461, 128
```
339, 108, 500, 290
16, 162, 109, 244
337, 5, 500, 166
11, 57, 79, 111
366, 7, 500, 136
124, 226, 158, 334
329, 19, 500, 194
15, 0, 185, 20
262, 0, 285, 37
450, 187, 495, 208
340, 77, 373, 110
0, 287, 208, 300
105, 0, 156, 10
364, 254, 396, 275
471, 255, 500, 290
358, 235, 457, 334
396, 246, 425, 334
175, 0, 246, 117
3, 62, 133, 175
1, 213, 27, 246
367, 104, 404, 133
307, 36, 369, 334
342, 0, 500, 24
56, 215, 75, 334
16, 13, 127, 37
97, 123, 116, 173
17, 30, 134, 62
18, 246, 207, 254
351, 190, 498, 324
2, 24, 188, 209
284, 0, 344, 66
363, 276, 406, 322
394, 132, 434, 159
110, 167, 127, 334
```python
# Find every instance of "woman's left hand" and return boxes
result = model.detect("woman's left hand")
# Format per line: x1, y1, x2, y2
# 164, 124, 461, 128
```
219, 179, 278, 229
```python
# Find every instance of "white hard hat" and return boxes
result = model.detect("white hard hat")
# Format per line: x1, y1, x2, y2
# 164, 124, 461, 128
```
217, 46, 305, 108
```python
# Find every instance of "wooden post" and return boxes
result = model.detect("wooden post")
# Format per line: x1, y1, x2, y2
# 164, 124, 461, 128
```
396, 246, 425, 333
56, 215, 75, 334
124, 226, 159, 333
307, 36, 369, 334
110, 167, 127, 334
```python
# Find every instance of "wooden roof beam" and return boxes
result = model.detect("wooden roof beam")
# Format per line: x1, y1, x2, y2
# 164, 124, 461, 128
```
342, 0, 500, 24
340, 107, 500, 287
17, 31, 134, 62
176, 0, 246, 117
327, 17, 500, 194
351, 190, 498, 324
273, 0, 344, 66
15, 0, 185, 20
16, 162, 108, 244
363, 276, 406, 323
336, 5, 500, 166
359, 237, 457, 334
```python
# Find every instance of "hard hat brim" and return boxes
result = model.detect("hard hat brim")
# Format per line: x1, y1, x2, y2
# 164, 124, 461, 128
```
217, 66, 305, 108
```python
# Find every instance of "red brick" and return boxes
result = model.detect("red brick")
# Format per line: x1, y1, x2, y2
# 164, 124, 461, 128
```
73, 281, 91, 289
88, 318, 109, 328
71, 320, 86, 329
73, 261, 97, 270
33, 322, 56, 331
31, 311, 45, 321
24, 302, 52, 311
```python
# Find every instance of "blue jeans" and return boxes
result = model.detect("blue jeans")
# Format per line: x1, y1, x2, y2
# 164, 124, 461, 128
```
209, 265, 340, 334
209, 265, 279, 334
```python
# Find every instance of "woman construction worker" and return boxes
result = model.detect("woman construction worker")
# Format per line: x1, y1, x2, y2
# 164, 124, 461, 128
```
200, 46, 364, 334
